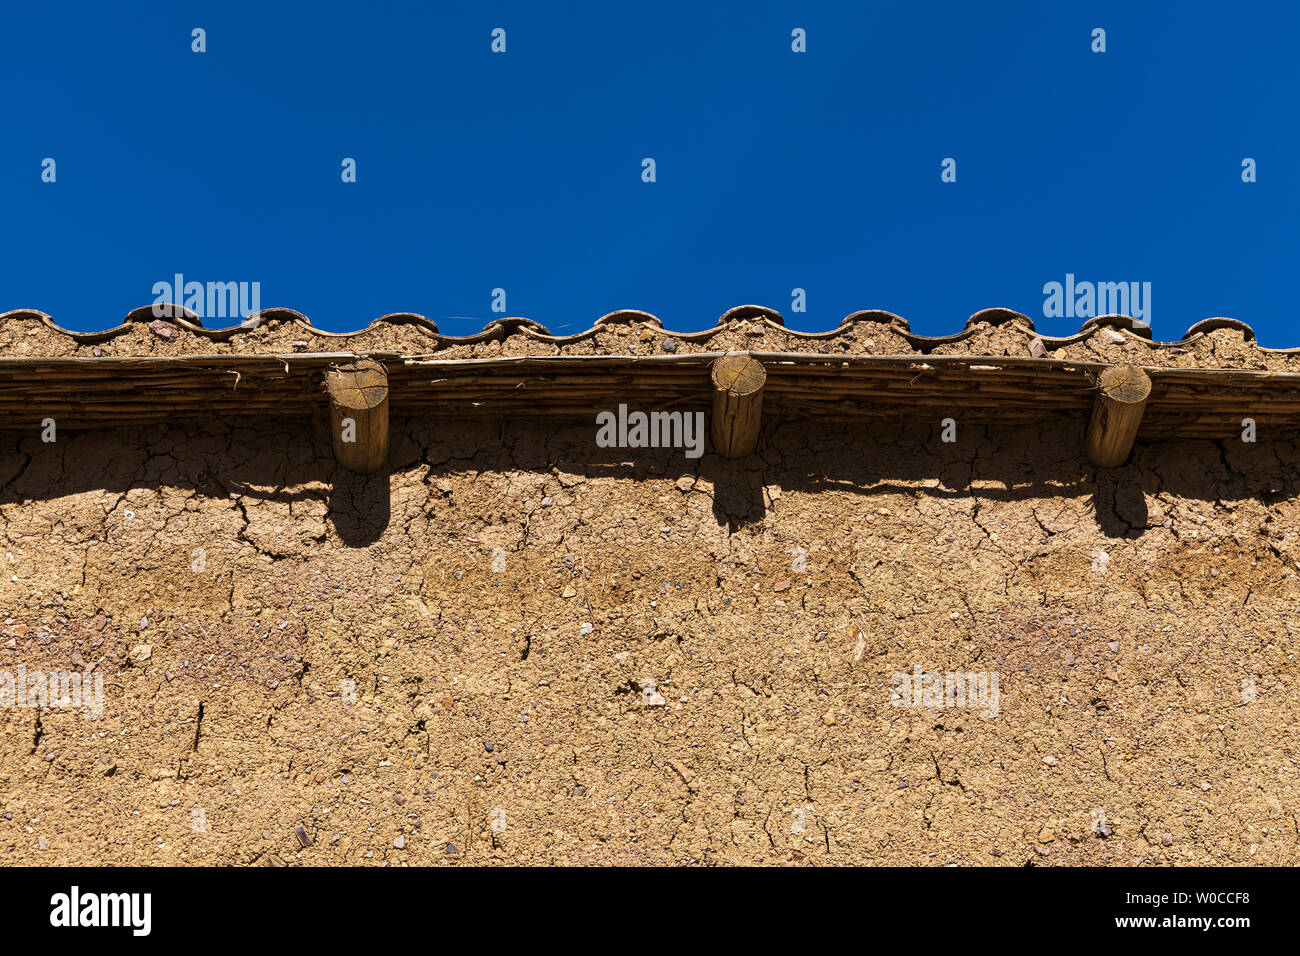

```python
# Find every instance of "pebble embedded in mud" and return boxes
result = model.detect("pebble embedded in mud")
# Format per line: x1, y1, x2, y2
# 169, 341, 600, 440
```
639, 678, 666, 706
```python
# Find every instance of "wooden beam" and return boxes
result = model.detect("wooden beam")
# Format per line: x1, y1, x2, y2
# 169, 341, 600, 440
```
7, 350, 1300, 437
327, 358, 389, 473
1087, 365, 1151, 467
710, 353, 766, 457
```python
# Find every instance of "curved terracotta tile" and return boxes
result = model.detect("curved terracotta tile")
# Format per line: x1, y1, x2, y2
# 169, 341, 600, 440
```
484, 316, 553, 336
1182, 317, 1256, 341
594, 310, 662, 327
966, 307, 1033, 330
719, 304, 784, 327
896, 327, 979, 349
843, 309, 905, 327
1078, 314, 1155, 341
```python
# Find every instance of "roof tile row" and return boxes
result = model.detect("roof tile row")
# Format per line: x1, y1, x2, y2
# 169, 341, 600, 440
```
0, 305, 1279, 369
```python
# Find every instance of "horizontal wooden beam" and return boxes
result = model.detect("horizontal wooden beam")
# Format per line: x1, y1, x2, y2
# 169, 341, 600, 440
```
0, 351, 1295, 442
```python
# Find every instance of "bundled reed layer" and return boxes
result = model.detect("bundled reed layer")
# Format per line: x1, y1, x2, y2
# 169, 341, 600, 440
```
1, 352, 1298, 442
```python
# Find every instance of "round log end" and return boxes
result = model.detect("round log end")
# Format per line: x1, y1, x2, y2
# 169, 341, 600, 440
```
711, 354, 766, 396
1098, 365, 1151, 405
327, 359, 389, 409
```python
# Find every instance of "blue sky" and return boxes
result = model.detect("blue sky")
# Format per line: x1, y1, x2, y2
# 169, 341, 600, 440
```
3, 1, 1296, 343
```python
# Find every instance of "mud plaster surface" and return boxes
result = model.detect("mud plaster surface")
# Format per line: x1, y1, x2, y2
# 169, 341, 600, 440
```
1, 416, 1298, 866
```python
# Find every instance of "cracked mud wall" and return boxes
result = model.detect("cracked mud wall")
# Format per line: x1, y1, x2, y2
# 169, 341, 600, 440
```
1, 414, 1298, 865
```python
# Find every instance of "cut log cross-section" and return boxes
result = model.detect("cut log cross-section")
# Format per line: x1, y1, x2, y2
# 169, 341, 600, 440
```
327, 358, 390, 474
710, 353, 766, 458
1086, 365, 1151, 467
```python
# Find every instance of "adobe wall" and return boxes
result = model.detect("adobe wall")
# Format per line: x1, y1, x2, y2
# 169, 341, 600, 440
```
1, 415, 1297, 865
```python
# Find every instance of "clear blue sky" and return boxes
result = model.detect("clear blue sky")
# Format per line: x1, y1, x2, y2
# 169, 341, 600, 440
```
3, 1, 1296, 343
